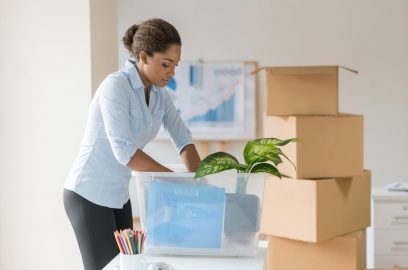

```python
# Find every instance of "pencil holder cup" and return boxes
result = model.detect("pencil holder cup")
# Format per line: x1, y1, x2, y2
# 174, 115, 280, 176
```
119, 253, 146, 270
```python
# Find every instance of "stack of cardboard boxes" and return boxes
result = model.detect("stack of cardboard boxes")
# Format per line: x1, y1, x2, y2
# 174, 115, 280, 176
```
258, 66, 371, 270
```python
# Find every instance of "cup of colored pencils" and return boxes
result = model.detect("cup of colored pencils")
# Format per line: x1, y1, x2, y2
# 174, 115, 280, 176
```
114, 228, 146, 255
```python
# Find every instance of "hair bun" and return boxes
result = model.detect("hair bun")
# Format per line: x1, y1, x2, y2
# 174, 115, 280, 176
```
122, 24, 139, 52
122, 19, 181, 60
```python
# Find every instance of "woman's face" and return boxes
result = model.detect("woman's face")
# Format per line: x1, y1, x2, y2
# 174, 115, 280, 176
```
140, 44, 181, 88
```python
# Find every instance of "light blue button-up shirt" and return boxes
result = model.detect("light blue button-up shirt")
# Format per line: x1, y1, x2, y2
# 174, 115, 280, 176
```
65, 59, 193, 208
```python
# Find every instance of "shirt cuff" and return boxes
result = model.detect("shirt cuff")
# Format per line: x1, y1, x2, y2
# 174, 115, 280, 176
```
174, 136, 194, 154
111, 140, 138, 166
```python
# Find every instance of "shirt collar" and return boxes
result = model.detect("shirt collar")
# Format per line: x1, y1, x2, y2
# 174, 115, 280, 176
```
125, 59, 159, 93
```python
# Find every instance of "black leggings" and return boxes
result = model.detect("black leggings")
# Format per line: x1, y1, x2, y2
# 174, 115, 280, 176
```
63, 189, 133, 270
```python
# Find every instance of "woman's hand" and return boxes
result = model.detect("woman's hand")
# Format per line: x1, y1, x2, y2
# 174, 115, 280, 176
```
180, 144, 201, 172
127, 149, 173, 172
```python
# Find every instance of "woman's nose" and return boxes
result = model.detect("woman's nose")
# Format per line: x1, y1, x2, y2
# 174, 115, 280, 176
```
169, 67, 175, 77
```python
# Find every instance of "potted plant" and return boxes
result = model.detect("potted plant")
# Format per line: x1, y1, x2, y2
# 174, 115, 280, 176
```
194, 137, 300, 193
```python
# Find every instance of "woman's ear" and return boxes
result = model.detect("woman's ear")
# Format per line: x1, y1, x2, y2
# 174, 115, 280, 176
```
139, 51, 148, 65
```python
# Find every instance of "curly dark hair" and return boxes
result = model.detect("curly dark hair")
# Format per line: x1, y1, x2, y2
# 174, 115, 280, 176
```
122, 18, 181, 60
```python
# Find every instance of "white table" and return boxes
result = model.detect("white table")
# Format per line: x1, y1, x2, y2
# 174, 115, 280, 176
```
102, 241, 268, 270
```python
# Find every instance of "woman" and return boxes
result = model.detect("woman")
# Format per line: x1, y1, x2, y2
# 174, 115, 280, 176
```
64, 18, 201, 270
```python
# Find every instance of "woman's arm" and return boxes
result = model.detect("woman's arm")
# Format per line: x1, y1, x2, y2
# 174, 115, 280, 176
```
161, 90, 201, 172
127, 149, 172, 172
180, 144, 201, 172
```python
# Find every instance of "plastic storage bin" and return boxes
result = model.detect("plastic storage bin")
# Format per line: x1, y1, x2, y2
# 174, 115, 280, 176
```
134, 172, 266, 256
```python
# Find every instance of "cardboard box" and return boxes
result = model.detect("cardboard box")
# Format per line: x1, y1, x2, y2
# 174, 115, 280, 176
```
257, 65, 357, 116
263, 113, 364, 179
261, 171, 371, 242
267, 230, 366, 270
393, 267, 408, 270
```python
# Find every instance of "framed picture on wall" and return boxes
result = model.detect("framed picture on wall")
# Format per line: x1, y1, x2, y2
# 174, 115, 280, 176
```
155, 61, 257, 141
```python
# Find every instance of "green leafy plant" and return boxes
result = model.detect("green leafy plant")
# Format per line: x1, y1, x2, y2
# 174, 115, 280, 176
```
194, 137, 300, 180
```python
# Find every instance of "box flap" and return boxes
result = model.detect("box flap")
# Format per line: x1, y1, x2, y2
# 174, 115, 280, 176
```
341, 230, 364, 240
392, 266, 408, 270
252, 65, 358, 75
339, 65, 358, 74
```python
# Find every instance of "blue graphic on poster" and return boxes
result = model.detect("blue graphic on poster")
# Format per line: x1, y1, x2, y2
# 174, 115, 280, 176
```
156, 62, 256, 140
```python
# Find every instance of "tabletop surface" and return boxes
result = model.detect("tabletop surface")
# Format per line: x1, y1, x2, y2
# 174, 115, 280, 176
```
102, 241, 268, 270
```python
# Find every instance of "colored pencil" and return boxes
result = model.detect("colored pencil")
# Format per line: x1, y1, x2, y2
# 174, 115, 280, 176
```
141, 232, 146, 253
134, 230, 140, 253
137, 233, 142, 254
113, 232, 124, 254
119, 231, 129, 254
113, 228, 146, 255
123, 230, 134, 254
129, 230, 137, 255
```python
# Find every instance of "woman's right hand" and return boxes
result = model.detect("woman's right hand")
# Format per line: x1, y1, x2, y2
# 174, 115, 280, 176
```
127, 149, 173, 172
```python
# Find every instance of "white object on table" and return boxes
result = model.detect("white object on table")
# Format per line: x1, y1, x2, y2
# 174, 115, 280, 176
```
373, 187, 408, 269
102, 241, 268, 270
387, 182, 408, 192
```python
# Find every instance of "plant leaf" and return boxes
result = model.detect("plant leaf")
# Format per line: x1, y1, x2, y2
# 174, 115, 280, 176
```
254, 137, 301, 146
263, 146, 297, 170
249, 138, 299, 169
249, 163, 281, 178
244, 141, 271, 165
276, 149, 297, 170
247, 151, 283, 167
264, 153, 282, 166
244, 141, 283, 166
194, 152, 247, 178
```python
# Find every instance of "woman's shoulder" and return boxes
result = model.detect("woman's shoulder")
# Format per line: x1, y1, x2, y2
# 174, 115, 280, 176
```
95, 71, 131, 98
102, 68, 133, 88
104, 70, 129, 86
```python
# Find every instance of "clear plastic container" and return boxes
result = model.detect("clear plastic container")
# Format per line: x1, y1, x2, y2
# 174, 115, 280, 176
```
134, 172, 266, 256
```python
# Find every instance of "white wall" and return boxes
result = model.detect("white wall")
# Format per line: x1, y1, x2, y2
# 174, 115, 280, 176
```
0, 0, 91, 269
118, 0, 408, 188
1, 0, 407, 269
